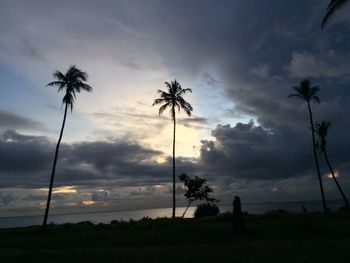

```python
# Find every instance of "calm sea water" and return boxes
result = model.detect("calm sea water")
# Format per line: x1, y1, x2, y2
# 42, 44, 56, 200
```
0, 199, 346, 229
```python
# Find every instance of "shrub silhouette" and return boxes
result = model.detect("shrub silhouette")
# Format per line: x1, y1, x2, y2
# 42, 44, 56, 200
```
194, 203, 219, 218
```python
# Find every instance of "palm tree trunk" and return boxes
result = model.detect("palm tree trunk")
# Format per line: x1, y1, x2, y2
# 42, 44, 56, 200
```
323, 149, 349, 207
43, 103, 68, 228
181, 201, 192, 218
172, 107, 176, 219
307, 102, 328, 212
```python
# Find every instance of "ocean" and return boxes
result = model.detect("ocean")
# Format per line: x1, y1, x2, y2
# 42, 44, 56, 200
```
0, 199, 346, 229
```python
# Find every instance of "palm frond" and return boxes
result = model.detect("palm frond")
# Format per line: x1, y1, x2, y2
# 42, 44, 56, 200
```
80, 83, 92, 92
315, 121, 331, 152
46, 81, 67, 93
322, 0, 349, 29
287, 93, 303, 99
177, 88, 192, 96
62, 93, 75, 112
310, 86, 320, 96
158, 102, 171, 115
311, 95, 320, 104
52, 71, 67, 82
174, 101, 181, 112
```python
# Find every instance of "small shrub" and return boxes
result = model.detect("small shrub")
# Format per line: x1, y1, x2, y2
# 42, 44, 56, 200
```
263, 209, 290, 219
194, 203, 219, 218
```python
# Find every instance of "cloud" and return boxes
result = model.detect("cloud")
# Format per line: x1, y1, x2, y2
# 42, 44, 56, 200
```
0, 129, 196, 189
20, 38, 49, 63
0, 192, 17, 207
250, 64, 271, 79
0, 109, 44, 131
199, 121, 315, 180
202, 72, 220, 88
287, 51, 350, 78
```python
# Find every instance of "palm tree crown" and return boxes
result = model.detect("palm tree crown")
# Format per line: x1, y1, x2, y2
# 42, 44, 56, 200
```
288, 79, 320, 104
322, 0, 349, 29
152, 80, 193, 118
46, 65, 92, 111
315, 121, 331, 152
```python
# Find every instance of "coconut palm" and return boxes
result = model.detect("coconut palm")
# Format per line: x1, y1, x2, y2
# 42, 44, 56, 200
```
322, 0, 349, 29
152, 80, 193, 219
43, 65, 92, 228
315, 121, 349, 208
288, 79, 328, 212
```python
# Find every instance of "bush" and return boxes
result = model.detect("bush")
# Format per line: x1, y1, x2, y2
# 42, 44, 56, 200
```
262, 209, 291, 219
194, 203, 219, 218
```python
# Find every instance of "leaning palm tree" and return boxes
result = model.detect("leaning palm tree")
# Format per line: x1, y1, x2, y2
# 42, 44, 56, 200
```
288, 79, 328, 212
43, 65, 92, 228
152, 80, 193, 219
321, 0, 349, 29
315, 121, 349, 208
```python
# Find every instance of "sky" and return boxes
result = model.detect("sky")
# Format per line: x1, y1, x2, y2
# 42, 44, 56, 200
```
1, 0, 350, 216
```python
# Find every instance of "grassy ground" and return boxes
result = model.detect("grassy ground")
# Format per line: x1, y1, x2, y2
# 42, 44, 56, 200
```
1, 211, 350, 262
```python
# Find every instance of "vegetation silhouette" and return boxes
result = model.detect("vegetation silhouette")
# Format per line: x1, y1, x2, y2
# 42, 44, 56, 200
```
179, 173, 217, 218
194, 203, 219, 218
43, 65, 92, 228
322, 0, 349, 29
288, 79, 328, 212
152, 80, 193, 219
315, 121, 349, 208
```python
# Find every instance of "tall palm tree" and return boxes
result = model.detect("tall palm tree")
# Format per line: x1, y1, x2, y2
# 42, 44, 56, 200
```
43, 65, 92, 228
152, 80, 193, 219
321, 0, 349, 29
288, 79, 328, 212
315, 121, 349, 208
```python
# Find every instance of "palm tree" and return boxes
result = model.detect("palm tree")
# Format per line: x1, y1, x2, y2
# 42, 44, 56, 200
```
315, 121, 349, 208
43, 65, 92, 228
152, 80, 193, 219
321, 0, 349, 29
288, 79, 328, 212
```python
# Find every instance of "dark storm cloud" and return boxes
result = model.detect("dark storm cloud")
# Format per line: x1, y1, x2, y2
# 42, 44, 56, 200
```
198, 120, 349, 180
0, 109, 43, 131
0, 130, 195, 188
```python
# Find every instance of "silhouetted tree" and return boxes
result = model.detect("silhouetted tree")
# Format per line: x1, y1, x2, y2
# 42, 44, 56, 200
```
288, 79, 328, 212
152, 80, 193, 219
43, 66, 92, 228
315, 121, 349, 208
322, 0, 349, 29
179, 173, 217, 218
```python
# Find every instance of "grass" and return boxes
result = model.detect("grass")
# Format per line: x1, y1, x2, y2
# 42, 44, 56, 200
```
1, 211, 350, 262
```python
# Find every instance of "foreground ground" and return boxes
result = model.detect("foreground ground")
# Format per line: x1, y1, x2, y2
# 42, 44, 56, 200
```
1, 211, 350, 263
